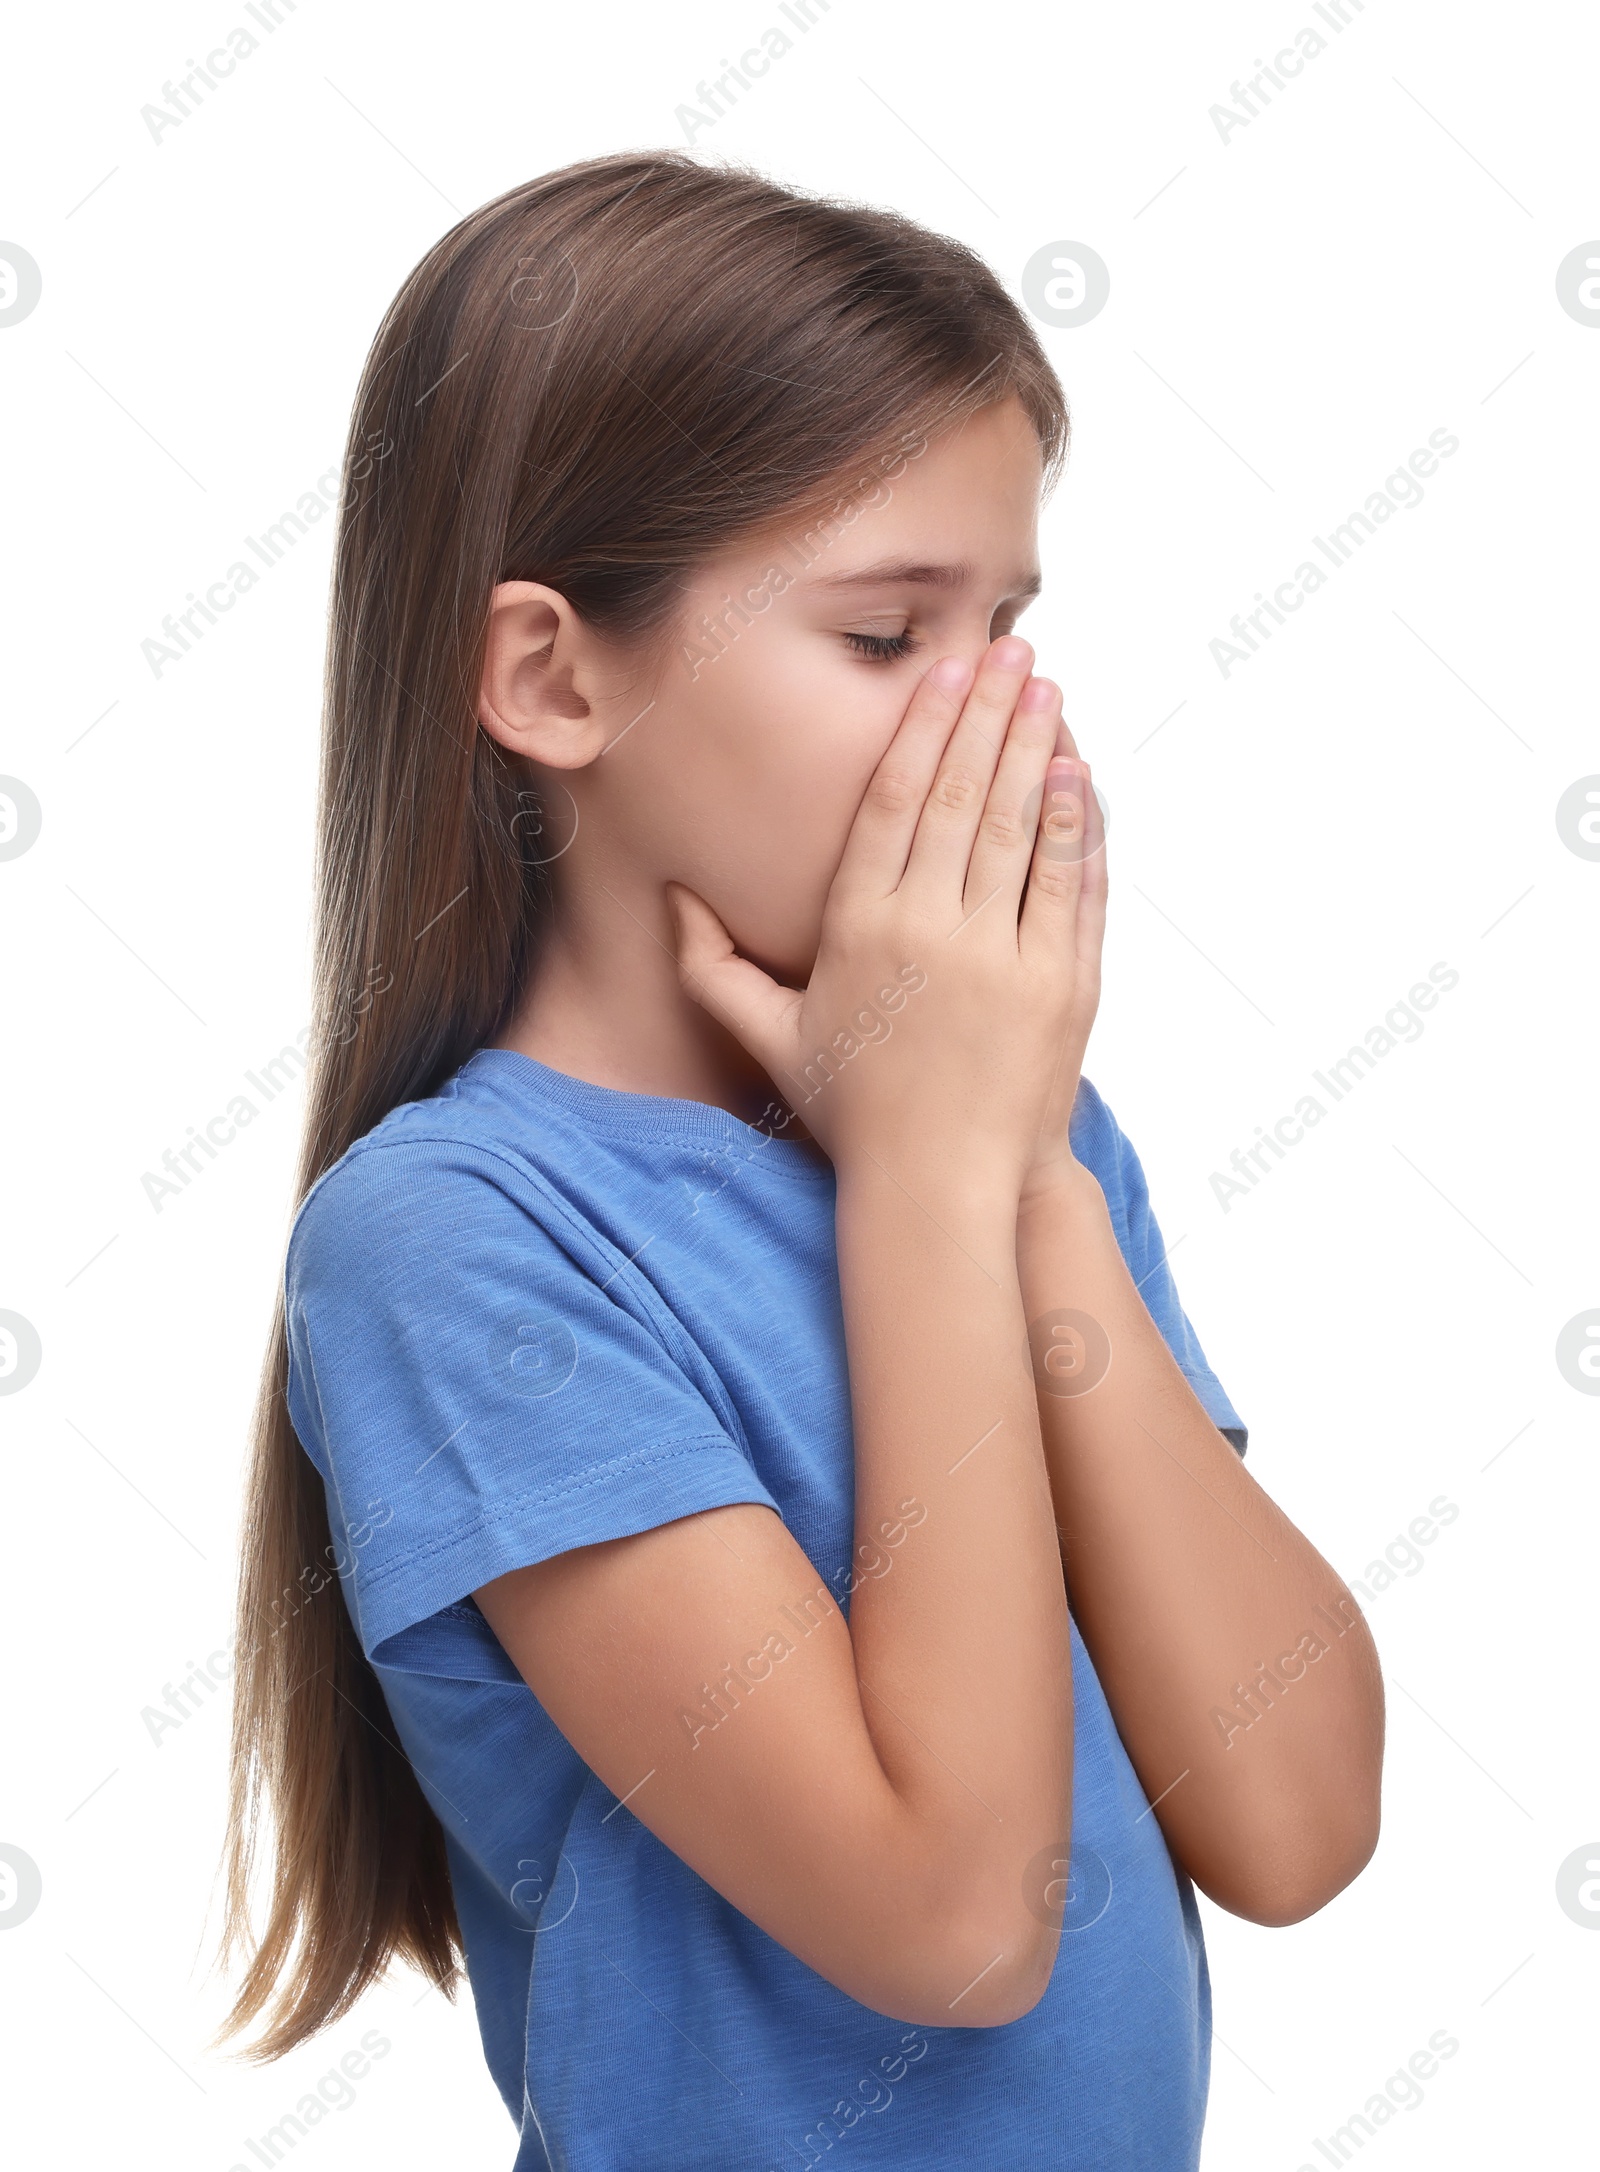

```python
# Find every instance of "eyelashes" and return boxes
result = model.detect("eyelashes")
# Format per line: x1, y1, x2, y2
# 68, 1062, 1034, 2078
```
841, 620, 1021, 664
843, 628, 920, 663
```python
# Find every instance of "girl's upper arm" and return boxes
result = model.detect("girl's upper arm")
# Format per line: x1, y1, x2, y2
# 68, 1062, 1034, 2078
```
472, 1502, 1021, 2025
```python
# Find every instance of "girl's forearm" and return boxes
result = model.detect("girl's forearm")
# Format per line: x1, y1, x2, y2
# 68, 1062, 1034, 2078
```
1015, 1163, 1384, 1924
833, 1152, 1075, 2004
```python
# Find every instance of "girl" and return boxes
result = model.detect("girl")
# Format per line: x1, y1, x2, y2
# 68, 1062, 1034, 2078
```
220, 150, 1384, 2169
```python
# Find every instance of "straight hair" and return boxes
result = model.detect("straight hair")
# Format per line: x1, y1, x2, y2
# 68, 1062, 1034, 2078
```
218, 146, 1068, 2057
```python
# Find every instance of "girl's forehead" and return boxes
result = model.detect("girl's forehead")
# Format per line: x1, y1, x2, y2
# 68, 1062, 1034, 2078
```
701, 486, 1044, 607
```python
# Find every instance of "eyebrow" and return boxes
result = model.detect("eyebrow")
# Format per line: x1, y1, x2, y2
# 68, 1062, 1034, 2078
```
807, 557, 1043, 601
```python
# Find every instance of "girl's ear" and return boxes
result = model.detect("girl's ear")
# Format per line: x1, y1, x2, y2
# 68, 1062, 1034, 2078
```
476, 580, 618, 768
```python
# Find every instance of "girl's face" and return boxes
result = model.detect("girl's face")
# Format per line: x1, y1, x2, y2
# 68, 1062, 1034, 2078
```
495, 394, 1050, 989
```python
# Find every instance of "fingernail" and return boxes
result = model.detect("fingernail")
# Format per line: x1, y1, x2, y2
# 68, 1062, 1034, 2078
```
930, 654, 972, 690
1018, 676, 1059, 712
990, 636, 1032, 670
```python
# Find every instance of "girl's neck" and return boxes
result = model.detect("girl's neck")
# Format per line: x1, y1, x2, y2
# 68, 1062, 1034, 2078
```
493, 888, 815, 1143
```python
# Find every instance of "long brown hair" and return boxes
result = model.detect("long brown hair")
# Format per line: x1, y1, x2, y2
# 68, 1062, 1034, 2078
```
218, 147, 1069, 2058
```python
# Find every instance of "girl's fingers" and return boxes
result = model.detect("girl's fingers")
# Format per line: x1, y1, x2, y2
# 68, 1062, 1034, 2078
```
1073, 758, 1109, 965
958, 675, 1067, 926
1017, 755, 1094, 953
667, 883, 803, 1077
898, 637, 1035, 902
829, 654, 975, 909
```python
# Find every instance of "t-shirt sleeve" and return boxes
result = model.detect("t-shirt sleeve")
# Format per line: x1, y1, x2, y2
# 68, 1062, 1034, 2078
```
283, 1135, 782, 1680
1069, 1080, 1248, 1455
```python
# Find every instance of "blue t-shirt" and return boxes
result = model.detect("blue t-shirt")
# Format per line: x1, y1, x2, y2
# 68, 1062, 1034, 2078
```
284, 1049, 1246, 2172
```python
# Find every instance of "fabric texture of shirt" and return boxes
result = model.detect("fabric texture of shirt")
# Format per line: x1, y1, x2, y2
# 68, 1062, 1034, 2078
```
283, 1048, 1247, 2172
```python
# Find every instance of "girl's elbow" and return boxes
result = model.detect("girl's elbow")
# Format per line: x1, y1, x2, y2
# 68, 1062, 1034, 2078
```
948, 1924, 1059, 2027
840, 1911, 1059, 2031
1210, 1800, 1382, 1927
934, 1869, 1065, 2025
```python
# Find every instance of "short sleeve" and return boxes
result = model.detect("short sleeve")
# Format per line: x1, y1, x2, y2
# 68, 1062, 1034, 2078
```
1069, 1081, 1248, 1455
284, 1136, 782, 1679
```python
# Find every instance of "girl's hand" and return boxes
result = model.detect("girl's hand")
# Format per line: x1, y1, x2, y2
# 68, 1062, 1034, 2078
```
667, 639, 1098, 1210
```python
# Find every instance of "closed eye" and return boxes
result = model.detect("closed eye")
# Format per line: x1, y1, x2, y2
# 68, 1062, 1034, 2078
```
843, 628, 920, 663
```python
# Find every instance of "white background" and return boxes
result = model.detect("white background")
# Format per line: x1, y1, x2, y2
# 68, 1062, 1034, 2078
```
1, 1, 1596, 2165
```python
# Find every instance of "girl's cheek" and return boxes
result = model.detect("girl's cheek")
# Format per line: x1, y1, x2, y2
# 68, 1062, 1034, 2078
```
708, 629, 903, 848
